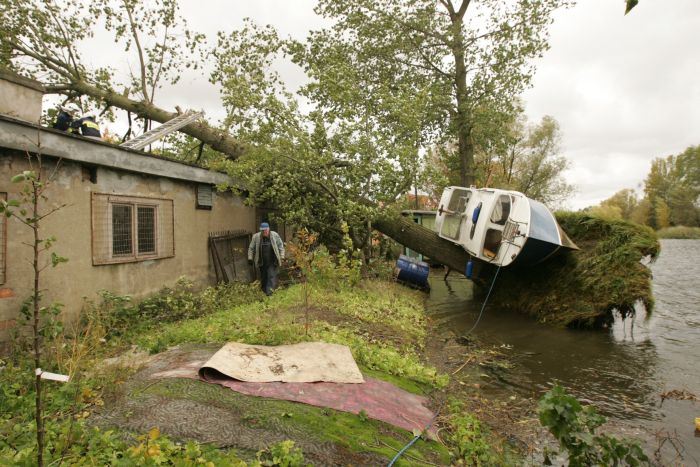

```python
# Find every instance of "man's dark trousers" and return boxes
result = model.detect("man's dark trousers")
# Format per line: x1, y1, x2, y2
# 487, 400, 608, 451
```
260, 263, 278, 295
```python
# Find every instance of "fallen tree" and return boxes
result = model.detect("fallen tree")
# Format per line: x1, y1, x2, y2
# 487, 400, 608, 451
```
21, 79, 659, 328
477, 212, 660, 327
2, 0, 659, 328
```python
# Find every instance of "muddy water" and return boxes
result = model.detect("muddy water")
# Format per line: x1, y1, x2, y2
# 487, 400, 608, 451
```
427, 239, 700, 463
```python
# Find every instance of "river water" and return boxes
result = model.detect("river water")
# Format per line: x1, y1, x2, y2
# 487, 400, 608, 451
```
426, 239, 700, 464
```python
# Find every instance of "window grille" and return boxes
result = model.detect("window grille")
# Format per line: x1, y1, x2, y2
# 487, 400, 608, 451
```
0, 193, 5, 284
112, 204, 133, 256
137, 206, 156, 254
92, 193, 174, 265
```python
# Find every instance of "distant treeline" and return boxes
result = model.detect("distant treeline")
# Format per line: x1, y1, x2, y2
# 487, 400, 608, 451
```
588, 145, 700, 232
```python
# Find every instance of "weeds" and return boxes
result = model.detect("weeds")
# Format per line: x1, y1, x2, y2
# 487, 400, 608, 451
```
444, 400, 496, 466
538, 384, 649, 466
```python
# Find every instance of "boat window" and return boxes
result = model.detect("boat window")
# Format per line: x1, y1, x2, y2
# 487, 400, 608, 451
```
447, 189, 471, 213
490, 195, 511, 225
441, 189, 471, 240
483, 229, 503, 259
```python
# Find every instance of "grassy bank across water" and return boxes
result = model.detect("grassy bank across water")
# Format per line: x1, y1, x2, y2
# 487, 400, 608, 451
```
656, 225, 700, 239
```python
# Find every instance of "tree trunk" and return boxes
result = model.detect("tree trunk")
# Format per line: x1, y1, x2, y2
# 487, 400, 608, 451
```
373, 215, 470, 273
46, 80, 246, 159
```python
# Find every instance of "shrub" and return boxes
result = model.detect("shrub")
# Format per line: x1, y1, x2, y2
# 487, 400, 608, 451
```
538, 384, 649, 466
445, 401, 495, 466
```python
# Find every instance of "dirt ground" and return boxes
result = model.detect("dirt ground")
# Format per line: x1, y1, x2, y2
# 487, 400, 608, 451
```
421, 319, 548, 462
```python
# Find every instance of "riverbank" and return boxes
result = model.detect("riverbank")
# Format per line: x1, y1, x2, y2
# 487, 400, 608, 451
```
433, 239, 700, 464
1, 275, 518, 465
656, 225, 700, 239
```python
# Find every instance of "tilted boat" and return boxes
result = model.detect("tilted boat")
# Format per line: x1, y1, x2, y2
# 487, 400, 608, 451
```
434, 186, 578, 267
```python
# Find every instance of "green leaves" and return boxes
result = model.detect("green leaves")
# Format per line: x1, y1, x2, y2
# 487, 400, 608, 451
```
538, 384, 649, 466
625, 0, 639, 15
11, 171, 36, 183
50, 252, 68, 268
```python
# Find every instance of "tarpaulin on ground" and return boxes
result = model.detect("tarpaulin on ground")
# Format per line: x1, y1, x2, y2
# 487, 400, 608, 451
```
197, 342, 364, 384
149, 346, 436, 435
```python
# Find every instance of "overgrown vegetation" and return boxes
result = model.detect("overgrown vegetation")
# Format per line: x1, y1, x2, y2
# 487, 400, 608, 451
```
656, 226, 700, 239
539, 384, 649, 466
2, 253, 502, 465
487, 211, 660, 326
0, 277, 303, 466
444, 400, 497, 466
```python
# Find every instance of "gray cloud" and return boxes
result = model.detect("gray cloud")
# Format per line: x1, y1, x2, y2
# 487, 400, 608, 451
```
74, 0, 698, 210
523, 0, 700, 208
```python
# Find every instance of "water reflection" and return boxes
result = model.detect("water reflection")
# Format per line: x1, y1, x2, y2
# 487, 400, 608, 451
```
426, 240, 700, 460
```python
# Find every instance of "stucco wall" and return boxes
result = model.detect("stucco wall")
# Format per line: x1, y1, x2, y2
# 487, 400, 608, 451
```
0, 152, 255, 343
0, 74, 43, 123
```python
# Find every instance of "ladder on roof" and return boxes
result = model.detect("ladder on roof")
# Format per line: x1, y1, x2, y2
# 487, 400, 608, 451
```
120, 110, 204, 151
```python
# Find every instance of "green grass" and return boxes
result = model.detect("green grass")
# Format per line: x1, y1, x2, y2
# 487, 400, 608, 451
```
2, 276, 499, 465
136, 282, 448, 388
656, 225, 700, 239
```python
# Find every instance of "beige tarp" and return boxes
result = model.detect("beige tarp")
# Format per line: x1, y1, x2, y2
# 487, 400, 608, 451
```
197, 342, 364, 384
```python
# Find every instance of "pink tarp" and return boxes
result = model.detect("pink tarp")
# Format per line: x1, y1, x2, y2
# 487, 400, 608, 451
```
151, 356, 436, 435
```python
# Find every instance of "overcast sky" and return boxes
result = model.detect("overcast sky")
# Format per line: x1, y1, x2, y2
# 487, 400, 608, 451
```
87, 0, 700, 210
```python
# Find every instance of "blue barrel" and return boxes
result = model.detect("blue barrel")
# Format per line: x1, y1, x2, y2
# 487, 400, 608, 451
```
395, 254, 430, 290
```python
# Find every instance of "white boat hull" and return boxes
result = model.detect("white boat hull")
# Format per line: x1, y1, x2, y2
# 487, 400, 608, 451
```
434, 187, 577, 268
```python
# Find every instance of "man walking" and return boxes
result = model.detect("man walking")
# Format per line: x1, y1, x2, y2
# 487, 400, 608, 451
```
248, 222, 285, 296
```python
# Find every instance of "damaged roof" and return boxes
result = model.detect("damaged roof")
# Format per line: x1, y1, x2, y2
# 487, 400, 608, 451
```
0, 114, 232, 186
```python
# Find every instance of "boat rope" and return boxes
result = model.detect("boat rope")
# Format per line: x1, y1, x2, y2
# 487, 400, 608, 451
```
463, 239, 512, 335
463, 263, 502, 335
387, 406, 442, 467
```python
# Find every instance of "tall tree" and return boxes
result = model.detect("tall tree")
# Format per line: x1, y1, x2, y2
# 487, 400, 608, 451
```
642, 147, 700, 228
423, 112, 575, 207
600, 188, 639, 220
310, 0, 571, 187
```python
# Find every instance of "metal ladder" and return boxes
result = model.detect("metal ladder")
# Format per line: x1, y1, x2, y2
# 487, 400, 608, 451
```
120, 110, 204, 151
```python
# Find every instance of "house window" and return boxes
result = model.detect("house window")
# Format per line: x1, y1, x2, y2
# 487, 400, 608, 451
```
112, 204, 133, 256
92, 193, 174, 265
137, 206, 156, 254
196, 184, 213, 210
0, 192, 6, 284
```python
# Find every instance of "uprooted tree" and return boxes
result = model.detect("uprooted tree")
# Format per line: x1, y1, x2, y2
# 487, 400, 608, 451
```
0, 0, 659, 327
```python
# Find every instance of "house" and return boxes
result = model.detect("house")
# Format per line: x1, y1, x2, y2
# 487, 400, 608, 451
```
400, 210, 437, 262
0, 71, 263, 348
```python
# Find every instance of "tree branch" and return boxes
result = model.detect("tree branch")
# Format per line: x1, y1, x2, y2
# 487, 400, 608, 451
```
123, 1, 150, 102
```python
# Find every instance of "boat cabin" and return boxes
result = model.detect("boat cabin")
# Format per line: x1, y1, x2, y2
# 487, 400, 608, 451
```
435, 187, 529, 266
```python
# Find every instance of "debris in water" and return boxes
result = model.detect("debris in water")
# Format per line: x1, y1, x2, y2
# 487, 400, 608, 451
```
659, 389, 697, 403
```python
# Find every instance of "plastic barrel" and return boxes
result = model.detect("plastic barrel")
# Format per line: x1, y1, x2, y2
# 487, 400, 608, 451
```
395, 254, 430, 290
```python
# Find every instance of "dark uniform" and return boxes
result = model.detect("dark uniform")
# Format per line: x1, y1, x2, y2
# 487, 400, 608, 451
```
52, 110, 74, 131
71, 116, 101, 138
